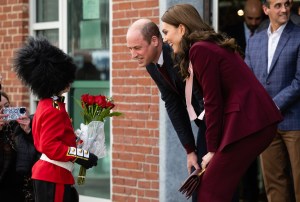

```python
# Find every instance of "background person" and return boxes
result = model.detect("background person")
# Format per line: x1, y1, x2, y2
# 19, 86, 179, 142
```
257, 0, 300, 31
0, 91, 33, 201
161, 4, 282, 201
245, 0, 300, 201
14, 113, 40, 202
223, 0, 264, 54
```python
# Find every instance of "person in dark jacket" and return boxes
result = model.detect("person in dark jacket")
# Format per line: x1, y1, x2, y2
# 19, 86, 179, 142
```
0, 91, 34, 202
14, 114, 40, 202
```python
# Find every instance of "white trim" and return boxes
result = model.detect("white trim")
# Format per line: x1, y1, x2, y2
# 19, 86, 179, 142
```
59, 0, 68, 52
60, 0, 69, 109
31, 22, 60, 30
29, 0, 35, 114
79, 195, 110, 202
109, 0, 113, 200
212, 0, 219, 31
29, 0, 35, 36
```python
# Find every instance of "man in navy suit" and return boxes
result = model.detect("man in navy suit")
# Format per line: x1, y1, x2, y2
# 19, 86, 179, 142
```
126, 19, 207, 202
245, 0, 300, 201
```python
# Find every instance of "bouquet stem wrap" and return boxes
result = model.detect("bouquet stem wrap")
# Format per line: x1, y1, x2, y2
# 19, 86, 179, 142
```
76, 121, 106, 185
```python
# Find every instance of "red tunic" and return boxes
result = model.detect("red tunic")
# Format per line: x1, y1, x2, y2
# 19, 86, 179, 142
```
32, 98, 76, 184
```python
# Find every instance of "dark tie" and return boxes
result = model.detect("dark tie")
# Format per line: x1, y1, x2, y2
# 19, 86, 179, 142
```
156, 63, 179, 94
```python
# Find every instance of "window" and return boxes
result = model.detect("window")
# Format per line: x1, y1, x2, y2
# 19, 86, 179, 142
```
68, 0, 109, 81
36, 0, 58, 22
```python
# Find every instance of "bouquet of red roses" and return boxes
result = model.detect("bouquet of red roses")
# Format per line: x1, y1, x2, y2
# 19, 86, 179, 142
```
75, 93, 121, 185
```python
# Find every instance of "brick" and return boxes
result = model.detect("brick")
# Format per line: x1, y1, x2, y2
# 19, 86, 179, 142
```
118, 2, 132, 10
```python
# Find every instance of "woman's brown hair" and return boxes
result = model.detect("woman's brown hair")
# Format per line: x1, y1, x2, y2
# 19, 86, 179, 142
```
0, 91, 10, 103
161, 4, 241, 78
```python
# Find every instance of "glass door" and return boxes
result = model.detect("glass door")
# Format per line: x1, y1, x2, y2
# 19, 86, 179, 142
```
67, 0, 111, 200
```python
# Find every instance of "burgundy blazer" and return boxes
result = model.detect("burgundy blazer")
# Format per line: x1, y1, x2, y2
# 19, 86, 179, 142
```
189, 41, 282, 152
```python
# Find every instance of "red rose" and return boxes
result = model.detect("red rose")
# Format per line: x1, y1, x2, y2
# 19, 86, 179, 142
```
95, 95, 107, 108
81, 94, 89, 103
87, 95, 95, 105
106, 101, 115, 109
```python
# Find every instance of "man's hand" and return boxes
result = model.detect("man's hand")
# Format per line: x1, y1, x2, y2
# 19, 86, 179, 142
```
187, 151, 200, 174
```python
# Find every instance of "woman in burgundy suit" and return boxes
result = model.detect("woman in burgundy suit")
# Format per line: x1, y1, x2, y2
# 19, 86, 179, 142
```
161, 4, 282, 202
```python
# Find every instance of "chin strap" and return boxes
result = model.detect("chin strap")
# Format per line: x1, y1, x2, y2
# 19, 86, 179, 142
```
51, 96, 65, 110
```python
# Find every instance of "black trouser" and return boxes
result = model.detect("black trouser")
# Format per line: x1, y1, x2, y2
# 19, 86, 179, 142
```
192, 120, 207, 202
33, 179, 78, 202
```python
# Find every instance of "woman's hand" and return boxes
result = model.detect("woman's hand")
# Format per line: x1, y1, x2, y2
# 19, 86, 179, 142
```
16, 115, 31, 134
0, 113, 8, 127
201, 152, 215, 169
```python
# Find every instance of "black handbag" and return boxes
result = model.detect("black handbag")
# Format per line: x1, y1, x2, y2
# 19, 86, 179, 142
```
178, 168, 205, 199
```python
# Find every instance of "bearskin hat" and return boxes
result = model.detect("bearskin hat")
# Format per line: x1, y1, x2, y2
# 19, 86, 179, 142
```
13, 37, 76, 99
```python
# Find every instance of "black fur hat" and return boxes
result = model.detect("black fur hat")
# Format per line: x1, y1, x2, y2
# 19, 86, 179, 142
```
13, 36, 76, 99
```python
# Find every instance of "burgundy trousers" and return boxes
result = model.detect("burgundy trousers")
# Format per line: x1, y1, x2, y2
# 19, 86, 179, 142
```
197, 123, 277, 202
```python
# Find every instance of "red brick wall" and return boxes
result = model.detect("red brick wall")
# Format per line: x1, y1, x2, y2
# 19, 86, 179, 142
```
1, 0, 162, 200
0, 0, 29, 108
112, 0, 161, 201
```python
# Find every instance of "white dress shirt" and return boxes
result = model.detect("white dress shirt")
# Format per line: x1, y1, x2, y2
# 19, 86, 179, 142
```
267, 23, 287, 73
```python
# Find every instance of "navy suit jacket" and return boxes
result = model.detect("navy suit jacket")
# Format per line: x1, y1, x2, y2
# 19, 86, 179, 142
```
245, 20, 300, 130
146, 44, 204, 153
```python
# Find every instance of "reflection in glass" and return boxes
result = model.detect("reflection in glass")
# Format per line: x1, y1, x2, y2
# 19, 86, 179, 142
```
68, 0, 109, 81
36, 0, 58, 22
36, 29, 59, 46
72, 51, 109, 81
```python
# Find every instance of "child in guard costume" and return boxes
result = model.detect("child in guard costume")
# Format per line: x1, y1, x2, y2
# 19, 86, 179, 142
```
13, 37, 98, 202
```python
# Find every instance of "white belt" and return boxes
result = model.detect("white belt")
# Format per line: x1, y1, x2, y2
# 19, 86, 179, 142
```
40, 153, 74, 172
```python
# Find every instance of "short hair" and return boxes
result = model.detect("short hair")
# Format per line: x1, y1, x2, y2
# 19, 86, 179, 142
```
141, 22, 162, 44
13, 37, 76, 99
261, 0, 270, 6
